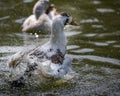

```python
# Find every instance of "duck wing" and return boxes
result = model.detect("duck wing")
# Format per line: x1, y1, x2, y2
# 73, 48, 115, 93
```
28, 48, 65, 65
33, 0, 49, 19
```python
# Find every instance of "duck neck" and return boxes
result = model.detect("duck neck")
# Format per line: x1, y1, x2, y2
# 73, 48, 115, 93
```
50, 21, 67, 47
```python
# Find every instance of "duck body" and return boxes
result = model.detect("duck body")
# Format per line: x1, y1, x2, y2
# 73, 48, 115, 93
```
26, 43, 71, 78
22, 13, 52, 33
9, 13, 73, 85
22, 0, 57, 33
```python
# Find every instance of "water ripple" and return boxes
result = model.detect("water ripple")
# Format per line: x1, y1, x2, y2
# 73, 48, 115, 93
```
71, 48, 94, 53
14, 18, 25, 24
0, 16, 10, 21
67, 45, 80, 50
80, 18, 99, 23
93, 42, 109, 46
84, 33, 96, 37
65, 31, 81, 37
113, 45, 120, 48
69, 55, 120, 65
23, 0, 33, 3
93, 0, 101, 5
97, 8, 115, 13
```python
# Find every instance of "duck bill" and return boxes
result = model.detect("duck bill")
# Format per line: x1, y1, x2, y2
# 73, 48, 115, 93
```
70, 20, 79, 26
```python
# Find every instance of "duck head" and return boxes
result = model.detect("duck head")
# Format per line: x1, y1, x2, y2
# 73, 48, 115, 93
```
60, 13, 73, 25
61, 13, 79, 26
46, 4, 58, 20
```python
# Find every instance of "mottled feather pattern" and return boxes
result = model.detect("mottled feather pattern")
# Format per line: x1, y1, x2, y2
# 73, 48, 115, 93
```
29, 48, 64, 64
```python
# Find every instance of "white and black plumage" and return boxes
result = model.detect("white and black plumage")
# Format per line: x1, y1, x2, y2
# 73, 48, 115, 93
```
8, 13, 73, 86
22, 0, 57, 33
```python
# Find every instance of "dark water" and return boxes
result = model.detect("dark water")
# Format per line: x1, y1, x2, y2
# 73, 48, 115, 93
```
0, 0, 120, 96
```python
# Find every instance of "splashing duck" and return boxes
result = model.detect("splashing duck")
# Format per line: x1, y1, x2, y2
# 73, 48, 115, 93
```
22, 0, 58, 33
8, 13, 75, 86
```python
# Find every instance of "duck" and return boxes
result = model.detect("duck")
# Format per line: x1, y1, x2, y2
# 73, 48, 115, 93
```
8, 13, 75, 86
22, 0, 58, 33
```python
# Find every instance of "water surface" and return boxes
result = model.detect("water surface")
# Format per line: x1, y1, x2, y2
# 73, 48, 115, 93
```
0, 0, 120, 96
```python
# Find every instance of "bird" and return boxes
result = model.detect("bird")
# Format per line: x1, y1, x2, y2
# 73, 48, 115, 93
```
8, 13, 74, 86
22, 0, 58, 33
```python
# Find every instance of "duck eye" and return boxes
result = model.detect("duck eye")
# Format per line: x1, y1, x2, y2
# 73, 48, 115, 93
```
64, 18, 69, 25
61, 13, 69, 17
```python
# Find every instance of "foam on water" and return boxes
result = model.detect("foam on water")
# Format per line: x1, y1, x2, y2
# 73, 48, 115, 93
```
0, 46, 24, 53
